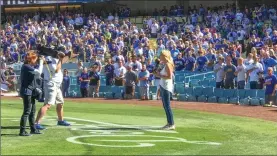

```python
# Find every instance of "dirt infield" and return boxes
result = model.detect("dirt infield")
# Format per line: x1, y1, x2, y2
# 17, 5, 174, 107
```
2, 96, 277, 122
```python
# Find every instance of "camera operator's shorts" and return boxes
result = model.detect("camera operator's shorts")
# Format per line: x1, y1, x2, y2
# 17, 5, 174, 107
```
44, 81, 64, 105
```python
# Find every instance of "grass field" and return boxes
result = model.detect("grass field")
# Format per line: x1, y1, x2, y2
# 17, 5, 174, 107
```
1, 98, 277, 155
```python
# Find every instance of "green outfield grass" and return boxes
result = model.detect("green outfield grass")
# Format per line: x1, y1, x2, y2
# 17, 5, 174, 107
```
1, 99, 277, 155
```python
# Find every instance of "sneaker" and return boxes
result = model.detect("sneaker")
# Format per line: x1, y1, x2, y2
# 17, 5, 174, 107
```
163, 124, 175, 130
35, 123, 46, 130
19, 131, 32, 136
30, 130, 43, 135
161, 124, 169, 129
57, 120, 71, 126
263, 104, 272, 107
38, 99, 44, 103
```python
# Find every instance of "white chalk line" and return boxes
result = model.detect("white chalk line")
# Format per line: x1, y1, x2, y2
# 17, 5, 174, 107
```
2, 116, 222, 148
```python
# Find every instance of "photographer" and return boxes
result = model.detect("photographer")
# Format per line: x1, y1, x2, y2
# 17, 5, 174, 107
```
19, 51, 44, 136
35, 52, 71, 130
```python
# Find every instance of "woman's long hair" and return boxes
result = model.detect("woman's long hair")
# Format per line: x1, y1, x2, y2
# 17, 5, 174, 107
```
24, 50, 38, 64
161, 50, 175, 69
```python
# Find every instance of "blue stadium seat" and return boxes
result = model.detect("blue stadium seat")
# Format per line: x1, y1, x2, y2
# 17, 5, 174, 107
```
199, 80, 210, 87
100, 78, 106, 86
229, 89, 246, 104
187, 87, 202, 102
218, 89, 235, 104
175, 83, 185, 94
208, 81, 216, 87
105, 86, 120, 99
189, 79, 200, 87
198, 87, 214, 102
240, 89, 257, 105
99, 86, 111, 98
175, 74, 184, 82
149, 86, 158, 94
250, 89, 265, 106
177, 87, 193, 101
208, 88, 223, 103
70, 77, 77, 85
114, 86, 124, 99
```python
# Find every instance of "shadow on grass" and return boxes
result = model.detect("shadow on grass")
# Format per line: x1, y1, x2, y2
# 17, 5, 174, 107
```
1, 134, 18, 137
1, 126, 24, 129
76, 127, 162, 131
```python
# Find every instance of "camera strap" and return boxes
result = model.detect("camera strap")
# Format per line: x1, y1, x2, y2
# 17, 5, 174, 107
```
44, 62, 53, 79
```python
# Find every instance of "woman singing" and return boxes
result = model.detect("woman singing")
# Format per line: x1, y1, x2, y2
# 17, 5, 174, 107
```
19, 51, 44, 136
155, 50, 175, 130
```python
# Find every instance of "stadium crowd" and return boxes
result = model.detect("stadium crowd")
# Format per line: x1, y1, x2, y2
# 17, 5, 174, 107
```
1, 3, 277, 103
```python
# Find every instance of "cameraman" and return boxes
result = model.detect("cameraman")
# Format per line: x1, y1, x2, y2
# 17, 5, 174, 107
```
19, 51, 44, 136
35, 52, 71, 129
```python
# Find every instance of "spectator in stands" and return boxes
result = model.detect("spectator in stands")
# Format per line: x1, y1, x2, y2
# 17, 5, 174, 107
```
62, 69, 70, 98
262, 52, 277, 74
1, 66, 11, 95
214, 56, 225, 89
139, 64, 150, 100
264, 67, 277, 107
104, 58, 115, 86
184, 49, 196, 72
196, 49, 208, 72
124, 65, 138, 99
5, 66, 16, 91
89, 64, 100, 98
247, 56, 264, 89
150, 20, 159, 38
174, 52, 185, 71
114, 60, 126, 86
224, 56, 236, 89
235, 58, 247, 89
244, 53, 254, 66
79, 67, 90, 98
131, 55, 142, 74
75, 61, 83, 85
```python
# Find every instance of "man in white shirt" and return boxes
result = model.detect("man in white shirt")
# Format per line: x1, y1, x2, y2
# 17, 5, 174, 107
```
130, 55, 142, 75
237, 25, 246, 52
108, 13, 114, 21
213, 56, 225, 88
35, 53, 71, 129
235, 10, 244, 22
151, 21, 159, 38
114, 60, 126, 86
112, 51, 125, 69
235, 58, 247, 89
246, 56, 264, 89
75, 14, 83, 29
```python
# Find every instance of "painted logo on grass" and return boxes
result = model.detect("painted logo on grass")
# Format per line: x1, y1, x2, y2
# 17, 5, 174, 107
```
64, 117, 222, 148
3, 117, 221, 148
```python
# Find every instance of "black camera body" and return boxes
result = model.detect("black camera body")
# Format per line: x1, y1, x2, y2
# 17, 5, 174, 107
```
36, 44, 70, 59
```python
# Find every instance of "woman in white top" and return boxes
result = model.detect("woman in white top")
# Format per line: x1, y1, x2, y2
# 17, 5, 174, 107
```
155, 50, 175, 130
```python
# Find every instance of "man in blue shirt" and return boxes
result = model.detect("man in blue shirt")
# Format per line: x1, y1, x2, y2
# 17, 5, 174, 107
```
138, 64, 150, 100
185, 50, 196, 71
174, 53, 185, 71
79, 67, 90, 98
264, 67, 277, 107
262, 52, 277, 75
104, 58, 115, 86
